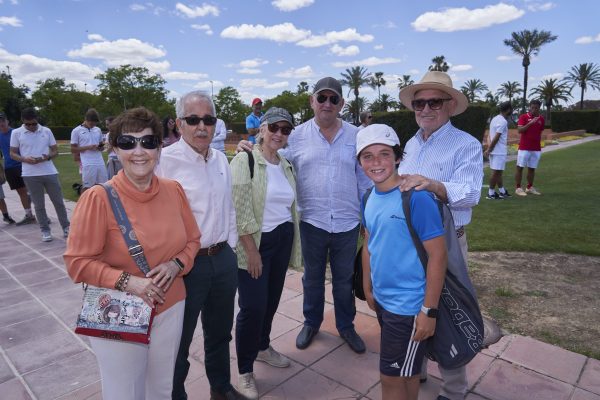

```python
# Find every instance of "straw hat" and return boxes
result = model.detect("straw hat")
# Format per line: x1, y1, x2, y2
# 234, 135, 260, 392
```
399, 71, 468, 116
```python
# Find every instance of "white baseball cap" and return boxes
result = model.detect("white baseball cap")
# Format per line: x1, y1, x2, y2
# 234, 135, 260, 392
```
356, 124, 401, 156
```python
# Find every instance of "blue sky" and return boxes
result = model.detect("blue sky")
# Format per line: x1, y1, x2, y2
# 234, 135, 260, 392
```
1, 0, 599, 106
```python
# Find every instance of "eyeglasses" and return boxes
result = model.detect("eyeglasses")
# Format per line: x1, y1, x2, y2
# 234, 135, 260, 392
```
267, 123, 293, 136
182, 115, 217, 126
116, 134, 160, 150
316, 94, 341, 105
24, 122, 38, 127
411, 98, 452, 111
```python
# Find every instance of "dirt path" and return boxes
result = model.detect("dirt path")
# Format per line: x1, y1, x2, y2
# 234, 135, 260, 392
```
469, 251, 600, 359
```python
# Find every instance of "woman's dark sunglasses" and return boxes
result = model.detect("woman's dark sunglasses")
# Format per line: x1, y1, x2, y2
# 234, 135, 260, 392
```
316, 94, 341, 105
267, 123, 293, 136
116, 134, 160, 150
411, 98, 452, 111
182, 115, 217, 126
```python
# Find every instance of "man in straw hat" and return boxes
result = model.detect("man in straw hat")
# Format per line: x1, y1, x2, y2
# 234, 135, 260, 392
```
398, 71, 483, 400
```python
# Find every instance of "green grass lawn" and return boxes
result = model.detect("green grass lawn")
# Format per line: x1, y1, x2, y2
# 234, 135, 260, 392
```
467, 140, 600, 256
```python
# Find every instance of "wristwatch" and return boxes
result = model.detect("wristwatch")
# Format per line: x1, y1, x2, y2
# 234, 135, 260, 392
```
173, 258, 185, 272
421, 305, 438, 319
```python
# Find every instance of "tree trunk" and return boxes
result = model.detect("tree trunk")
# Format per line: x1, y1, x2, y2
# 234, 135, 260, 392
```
522, 65, 529, 113
580, 87, 584, 110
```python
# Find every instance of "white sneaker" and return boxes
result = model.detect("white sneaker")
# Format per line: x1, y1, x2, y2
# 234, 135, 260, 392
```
515, 187, 527, 197
42, 231, 53, 242
238, 372, 258, 399
256, 345, 290, 368
526, 186, 542, 195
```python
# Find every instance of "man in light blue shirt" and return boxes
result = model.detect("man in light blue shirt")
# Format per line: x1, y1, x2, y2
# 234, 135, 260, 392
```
282, 77, 372, 354
398, 71, 483, 400
245, 98, 263, 144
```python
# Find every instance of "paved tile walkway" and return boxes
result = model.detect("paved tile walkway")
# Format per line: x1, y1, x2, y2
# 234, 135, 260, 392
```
1, 137, 599, 399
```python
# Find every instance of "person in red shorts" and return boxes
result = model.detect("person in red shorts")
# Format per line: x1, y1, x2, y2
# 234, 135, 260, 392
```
515, 99, 544, 196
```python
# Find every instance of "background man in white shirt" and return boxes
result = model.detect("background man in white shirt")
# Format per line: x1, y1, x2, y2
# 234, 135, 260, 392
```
70, 108, 108, 193
484, 101, 513, 199
210, 117, 227, 153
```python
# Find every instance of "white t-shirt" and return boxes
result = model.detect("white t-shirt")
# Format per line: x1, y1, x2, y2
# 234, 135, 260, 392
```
262, 162, 294, 233
71, 125, 105, 165
488, 115, 509, 155
10, 125, 58, 177
210, 118, 227, 153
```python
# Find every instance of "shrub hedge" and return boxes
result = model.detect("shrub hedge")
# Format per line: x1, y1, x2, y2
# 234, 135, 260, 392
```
47, 126, 75, 141
372, 105, 491, 145
551, 111, 600, 134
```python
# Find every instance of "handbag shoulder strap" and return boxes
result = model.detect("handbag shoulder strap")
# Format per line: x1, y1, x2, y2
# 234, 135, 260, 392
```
101, 183, 151, 275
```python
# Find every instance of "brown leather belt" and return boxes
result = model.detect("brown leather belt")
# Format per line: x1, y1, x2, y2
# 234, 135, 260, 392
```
197, 241, 227, 256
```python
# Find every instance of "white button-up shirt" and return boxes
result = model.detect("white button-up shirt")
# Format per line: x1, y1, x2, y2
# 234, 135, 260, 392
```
156, 138, 238, 249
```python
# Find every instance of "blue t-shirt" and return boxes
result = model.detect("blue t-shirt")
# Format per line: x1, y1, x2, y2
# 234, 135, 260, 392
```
246, 113, 262, 144
363, 188, 444, 315
0, 128, 20, 169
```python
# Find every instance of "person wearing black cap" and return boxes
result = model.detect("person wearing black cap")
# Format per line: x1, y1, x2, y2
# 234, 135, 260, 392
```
246, 98, 263, 145
70, 108, 108, 194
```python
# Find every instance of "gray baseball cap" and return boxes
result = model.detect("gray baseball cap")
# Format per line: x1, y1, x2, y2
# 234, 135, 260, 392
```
313, 77, 343, 98
260, 107, 294, 125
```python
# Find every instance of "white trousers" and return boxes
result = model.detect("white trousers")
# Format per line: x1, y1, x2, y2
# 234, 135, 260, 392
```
90, 300, 185, 400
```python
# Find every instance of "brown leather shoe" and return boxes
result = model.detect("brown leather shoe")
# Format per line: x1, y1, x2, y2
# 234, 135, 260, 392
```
210, 387, 250, 400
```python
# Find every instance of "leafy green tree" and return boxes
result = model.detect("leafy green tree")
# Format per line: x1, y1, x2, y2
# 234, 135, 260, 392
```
31, 78, 98, 126
265, 90, 313, 124
369, 72, 386, 102
460, 79, 489, 103
370, 94, 398, 112
214, 86, 248, 124
95, 65, 172, 117
342, 96, 368, 123
0, 71, 32, 123
296, 81, 309, 94
340, 66, 371, 124
429, 55, 449, 72
496, 81, 522, 105
530, 78, 572, 121
563, 63, 600, 110
503, 29, 558, 110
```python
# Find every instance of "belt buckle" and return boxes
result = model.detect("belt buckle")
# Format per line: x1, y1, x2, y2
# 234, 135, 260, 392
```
207, 243, 219, 256
128, 244, 144, 257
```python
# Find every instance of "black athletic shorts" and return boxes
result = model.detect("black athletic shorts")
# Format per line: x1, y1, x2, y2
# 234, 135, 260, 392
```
5, 165, 26, 190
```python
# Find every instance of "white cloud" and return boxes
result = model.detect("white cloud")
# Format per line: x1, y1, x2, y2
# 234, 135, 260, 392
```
163, 71, 208, 80
412, 3, 525, 32
193, 80, 224, 90
538, 72, 565, 81
130, 3, 146, 11
297, 28, 373, 48
408, 69, 420, 75
175, 2, 219, 18
527, 2, 556, 12
221, 23, 310, 43
275, 65, 314, 79
271, 0, 314, 12
575, 33, 600, 44
240, 79, 289, 89
497, 55, 520, 61
240, 58, 269, 68
87, 33, 106, 42
330, 44, 359, 57
0, 16, 22, 27
332, 56, 401, 68
373, 21, 397, 29
0, 48, 100, 88
68, 38, 167, 71
451, 64, 473, 72
374, 44, 384, 50
56, 19, 64, 24
191, 23, 213, 35
237, 68, 261, 74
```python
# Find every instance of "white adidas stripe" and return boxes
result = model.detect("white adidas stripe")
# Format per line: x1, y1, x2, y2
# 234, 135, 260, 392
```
400, 316, 421, 377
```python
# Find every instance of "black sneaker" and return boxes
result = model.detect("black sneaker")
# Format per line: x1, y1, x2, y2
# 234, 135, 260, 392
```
485, 192, 502, 200
3, 215, 16, 224
499, 190, 511, 198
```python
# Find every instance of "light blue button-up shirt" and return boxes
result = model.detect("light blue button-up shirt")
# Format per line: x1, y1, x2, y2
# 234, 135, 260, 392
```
281, 118, 372, 233
399, 121, 483, 228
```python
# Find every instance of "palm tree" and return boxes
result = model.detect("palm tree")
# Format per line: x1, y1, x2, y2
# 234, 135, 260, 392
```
340, 66, 371, 124
342, 96, 369, 123
563, 63, 600, 109
296, 81, 309, 94
429, 55, 449, 72
503, 29, 558, 110
369, 72, 386, 102
370, 93, 398, 112
460, 79, 489, 103
397, 75, 414, 90
496, 81, 522, 104
529, 78, 572, 121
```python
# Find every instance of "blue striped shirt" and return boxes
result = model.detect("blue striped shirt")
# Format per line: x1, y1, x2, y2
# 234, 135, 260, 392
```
399, 121, 483, 227
281, 118, 372, 233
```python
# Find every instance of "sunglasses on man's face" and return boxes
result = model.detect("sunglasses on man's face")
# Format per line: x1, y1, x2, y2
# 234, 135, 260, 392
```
267, 123, 293, 136
116, 134, 160, 150
411, 98, 452, 111
316, 94, 341, 105
24, 122, 38, 127
182, 115, 217, 126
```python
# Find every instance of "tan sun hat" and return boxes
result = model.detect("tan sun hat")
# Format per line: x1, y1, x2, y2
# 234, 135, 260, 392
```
399, 71, 468, 116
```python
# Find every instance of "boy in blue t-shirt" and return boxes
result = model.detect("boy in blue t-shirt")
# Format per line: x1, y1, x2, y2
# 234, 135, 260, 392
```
357, 124, 447, 400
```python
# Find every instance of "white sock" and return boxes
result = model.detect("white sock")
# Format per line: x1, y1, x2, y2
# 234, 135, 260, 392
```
498, 187, 506, 194
25, 208, 32, 216
488, 188, 495, 196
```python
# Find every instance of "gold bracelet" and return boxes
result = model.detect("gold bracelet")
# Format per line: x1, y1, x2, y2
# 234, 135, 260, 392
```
114, 272, 130, 291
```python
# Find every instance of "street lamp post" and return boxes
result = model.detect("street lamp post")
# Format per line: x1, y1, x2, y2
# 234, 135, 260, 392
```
210, 80, 214, 99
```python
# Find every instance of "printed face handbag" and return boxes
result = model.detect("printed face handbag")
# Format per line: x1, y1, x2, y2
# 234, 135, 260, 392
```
74, 183, 156, 344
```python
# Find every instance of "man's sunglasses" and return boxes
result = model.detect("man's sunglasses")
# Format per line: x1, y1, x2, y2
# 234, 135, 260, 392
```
116, 134, 160, 150
182, 115, 217, 126
267, 123, 293, 136
24, 122, 38, 127
411, 98, 452, 111
316, 94, 341, 105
